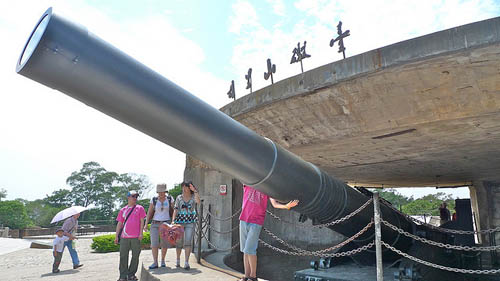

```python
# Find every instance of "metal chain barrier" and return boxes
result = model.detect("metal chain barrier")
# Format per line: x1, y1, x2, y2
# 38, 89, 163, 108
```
200, 230, 240, 251
381, 241, 500, 274
381, 218, 500, 252
405, 213, 500, 235
266, 199, 372, 228
205, 223, 240, 234
262, 220, 374, 256
206, 208, 242, 221
259, 239, 375, 257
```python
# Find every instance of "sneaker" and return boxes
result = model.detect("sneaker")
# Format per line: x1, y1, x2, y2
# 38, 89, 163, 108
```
148, 263, 158, 269
176, 260, 180, 268
52, 269, 60, 273
127, 275, 138, 281
184, 262, 190, 270
161, 261, 166, 267
73, 264, 83, 269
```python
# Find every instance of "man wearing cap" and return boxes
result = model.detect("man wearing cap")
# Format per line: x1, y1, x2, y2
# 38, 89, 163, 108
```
61, 212, 83, 269
144, 183, 174, 269
114, 190, 146, 281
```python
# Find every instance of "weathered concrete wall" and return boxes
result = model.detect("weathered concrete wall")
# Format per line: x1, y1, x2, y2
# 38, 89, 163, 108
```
185, 157, 345, 252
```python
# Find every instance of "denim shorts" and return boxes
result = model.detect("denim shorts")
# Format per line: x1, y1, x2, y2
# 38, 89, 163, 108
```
239, 221, 262, 255
176, 223, 194, 249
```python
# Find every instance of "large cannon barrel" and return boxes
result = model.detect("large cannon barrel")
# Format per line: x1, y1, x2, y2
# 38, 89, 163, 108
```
17, 8, 413, 255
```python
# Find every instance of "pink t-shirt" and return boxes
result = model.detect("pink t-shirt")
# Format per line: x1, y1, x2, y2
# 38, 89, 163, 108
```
239, 185, 269, 225
116, 204, 146, 238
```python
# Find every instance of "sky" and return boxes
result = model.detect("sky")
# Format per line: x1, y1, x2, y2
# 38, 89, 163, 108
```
1, 0, 499, 201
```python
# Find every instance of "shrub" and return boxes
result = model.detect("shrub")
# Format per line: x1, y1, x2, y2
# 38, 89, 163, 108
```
91, 232, 151, 253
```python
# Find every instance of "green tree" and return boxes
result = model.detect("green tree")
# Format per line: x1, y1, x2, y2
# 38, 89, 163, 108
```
402, 192, 455, 215
65, 162, 152, 221
25, 199, 62, 227
0, 200, 32, 229
44, 189, 73, 208
66, 162, 118, 209
114, 173, 152, 207
0, 188, 7, 201
377, 188, 413, 210
169, 183, 182, 200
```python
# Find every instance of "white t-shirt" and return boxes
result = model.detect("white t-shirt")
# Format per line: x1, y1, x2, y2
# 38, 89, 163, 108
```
53, 236, 69, 252
151, 196, 173, 221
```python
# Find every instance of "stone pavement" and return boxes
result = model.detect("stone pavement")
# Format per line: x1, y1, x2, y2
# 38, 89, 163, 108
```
0, 237, 243, 281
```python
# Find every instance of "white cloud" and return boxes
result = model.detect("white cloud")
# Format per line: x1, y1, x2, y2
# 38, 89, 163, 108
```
229, 0, 499, 97
266, 0, 286, 17
229, 0, 260, 35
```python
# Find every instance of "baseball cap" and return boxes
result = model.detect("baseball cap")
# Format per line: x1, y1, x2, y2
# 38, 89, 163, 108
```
127, 190, 139, 197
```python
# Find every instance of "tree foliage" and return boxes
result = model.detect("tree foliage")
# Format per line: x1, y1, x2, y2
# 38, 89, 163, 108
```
66, 162, 118, 208
44, 189, 72, 208
0, 200, 32, 229
11, 161, 155, 228
0, 188, 7, 201
376, 189, 457, 216
25, 199, 62, 227
378, 188, 413, 210
402, 192, 455, 216
169, 183, 182, 200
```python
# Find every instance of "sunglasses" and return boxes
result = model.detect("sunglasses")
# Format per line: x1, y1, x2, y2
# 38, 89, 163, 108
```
181, 203, 191, 209
130, 195, 139, 198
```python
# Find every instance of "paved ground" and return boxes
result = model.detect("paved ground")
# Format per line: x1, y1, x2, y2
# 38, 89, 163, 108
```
0, 236, 242, 281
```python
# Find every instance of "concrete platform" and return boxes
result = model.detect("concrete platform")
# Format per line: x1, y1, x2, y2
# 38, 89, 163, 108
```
0, 237, 243, 281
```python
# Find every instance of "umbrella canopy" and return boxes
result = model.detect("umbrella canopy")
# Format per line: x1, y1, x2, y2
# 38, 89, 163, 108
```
51, 206, 88, 224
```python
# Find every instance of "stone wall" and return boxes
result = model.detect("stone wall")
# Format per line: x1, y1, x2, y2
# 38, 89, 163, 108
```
470, 181, 500, 246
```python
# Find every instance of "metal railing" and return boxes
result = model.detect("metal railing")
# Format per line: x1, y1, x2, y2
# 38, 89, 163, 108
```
195, 195, 500, 279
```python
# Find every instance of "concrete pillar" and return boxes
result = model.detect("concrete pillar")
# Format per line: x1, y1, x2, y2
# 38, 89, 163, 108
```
470, 181, 500, 246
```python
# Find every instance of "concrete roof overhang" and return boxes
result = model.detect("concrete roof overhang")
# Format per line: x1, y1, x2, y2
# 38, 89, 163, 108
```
221, 17, 500, 187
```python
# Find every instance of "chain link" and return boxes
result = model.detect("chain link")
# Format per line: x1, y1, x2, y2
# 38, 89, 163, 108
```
205, 223, 240, 234
262, 220, 374, 256
259, 239, 375, 257
381, 219, 500, 252
200, 230, 240, 251
405, 214, 500, 235
266, 199, 372, 228
206, 208, 242, 221
382, 241, 500, 274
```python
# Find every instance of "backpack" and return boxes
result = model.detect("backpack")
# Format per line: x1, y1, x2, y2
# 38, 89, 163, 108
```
148, 195, 173, 221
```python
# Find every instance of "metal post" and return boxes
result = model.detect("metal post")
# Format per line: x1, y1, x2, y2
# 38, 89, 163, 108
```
373, 192, 384, 281
197, 200, 204, 264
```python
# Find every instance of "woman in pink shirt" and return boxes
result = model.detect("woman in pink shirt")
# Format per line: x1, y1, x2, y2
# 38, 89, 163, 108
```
239, 185, 299, 281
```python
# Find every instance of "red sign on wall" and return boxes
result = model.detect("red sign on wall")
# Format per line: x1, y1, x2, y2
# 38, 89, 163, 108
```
219, 185, 227, 195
